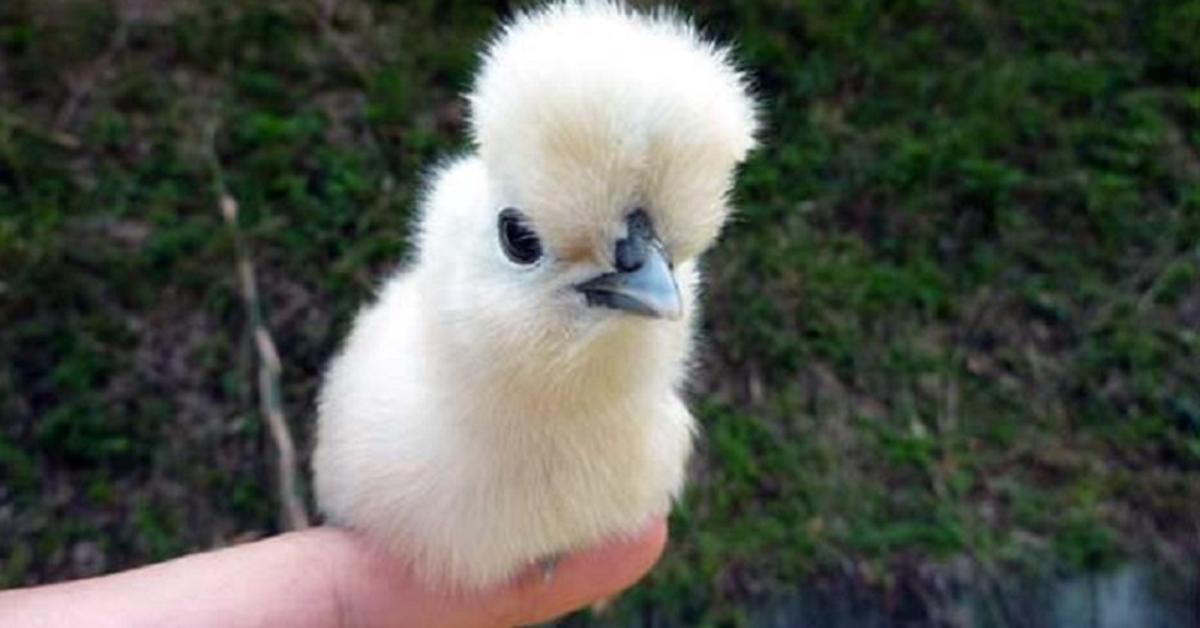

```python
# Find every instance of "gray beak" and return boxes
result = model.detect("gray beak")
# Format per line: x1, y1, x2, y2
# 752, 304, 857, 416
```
576, 210, 682, 320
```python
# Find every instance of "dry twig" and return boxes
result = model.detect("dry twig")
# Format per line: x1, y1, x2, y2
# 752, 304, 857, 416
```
0, 110, 81, 149
55, 21, 128, 132
309, 0, 373, 86
206, 120, 311, 532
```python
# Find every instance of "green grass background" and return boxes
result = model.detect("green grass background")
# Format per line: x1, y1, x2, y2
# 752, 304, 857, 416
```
1, 0, 1198, 624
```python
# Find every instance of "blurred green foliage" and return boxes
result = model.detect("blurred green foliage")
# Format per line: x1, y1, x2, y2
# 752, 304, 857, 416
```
1, 0, 1198, 623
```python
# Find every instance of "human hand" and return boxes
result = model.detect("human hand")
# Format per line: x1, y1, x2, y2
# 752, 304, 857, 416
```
0, 518, 666, 628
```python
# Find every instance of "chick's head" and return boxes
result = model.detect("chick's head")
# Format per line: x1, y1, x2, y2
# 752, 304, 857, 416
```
418, 2, 757, 390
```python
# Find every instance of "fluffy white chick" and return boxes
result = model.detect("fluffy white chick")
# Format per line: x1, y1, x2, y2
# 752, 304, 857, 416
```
313, 0, 758, 591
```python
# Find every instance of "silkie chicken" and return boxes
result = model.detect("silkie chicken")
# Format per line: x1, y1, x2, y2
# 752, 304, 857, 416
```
313, 0, 758, 591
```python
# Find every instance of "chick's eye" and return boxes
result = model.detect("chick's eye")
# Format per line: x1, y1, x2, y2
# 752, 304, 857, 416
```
498, 208, 543, 265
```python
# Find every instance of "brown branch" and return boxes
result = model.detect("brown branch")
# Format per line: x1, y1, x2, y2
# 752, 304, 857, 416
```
208, 122, 311, 532
309, 0, 372, 86
54, 21, 128, 132
0, 110, 81, 150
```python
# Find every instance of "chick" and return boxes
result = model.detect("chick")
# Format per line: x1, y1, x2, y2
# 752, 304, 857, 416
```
313, 0, 758, 591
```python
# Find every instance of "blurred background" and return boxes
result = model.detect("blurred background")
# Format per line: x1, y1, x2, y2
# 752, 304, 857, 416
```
1, 1, 1198, 625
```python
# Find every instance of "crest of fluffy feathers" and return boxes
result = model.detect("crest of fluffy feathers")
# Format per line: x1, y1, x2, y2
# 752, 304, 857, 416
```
313, 0, 759, 591
470, 1, 758, 262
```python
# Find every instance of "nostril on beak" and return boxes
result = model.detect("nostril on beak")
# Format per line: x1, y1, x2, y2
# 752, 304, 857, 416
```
614, 208, 655, 272
614, 238, 645, 272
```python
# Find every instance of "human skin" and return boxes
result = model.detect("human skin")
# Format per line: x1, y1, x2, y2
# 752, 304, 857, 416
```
0, 517, 666, 628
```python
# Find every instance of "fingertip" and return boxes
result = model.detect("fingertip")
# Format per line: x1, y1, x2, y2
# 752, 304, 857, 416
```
560, 515, 667, 592
501, 516, 668, 625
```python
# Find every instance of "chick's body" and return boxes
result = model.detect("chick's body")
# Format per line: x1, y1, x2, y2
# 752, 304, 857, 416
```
313, 1, 757, 590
